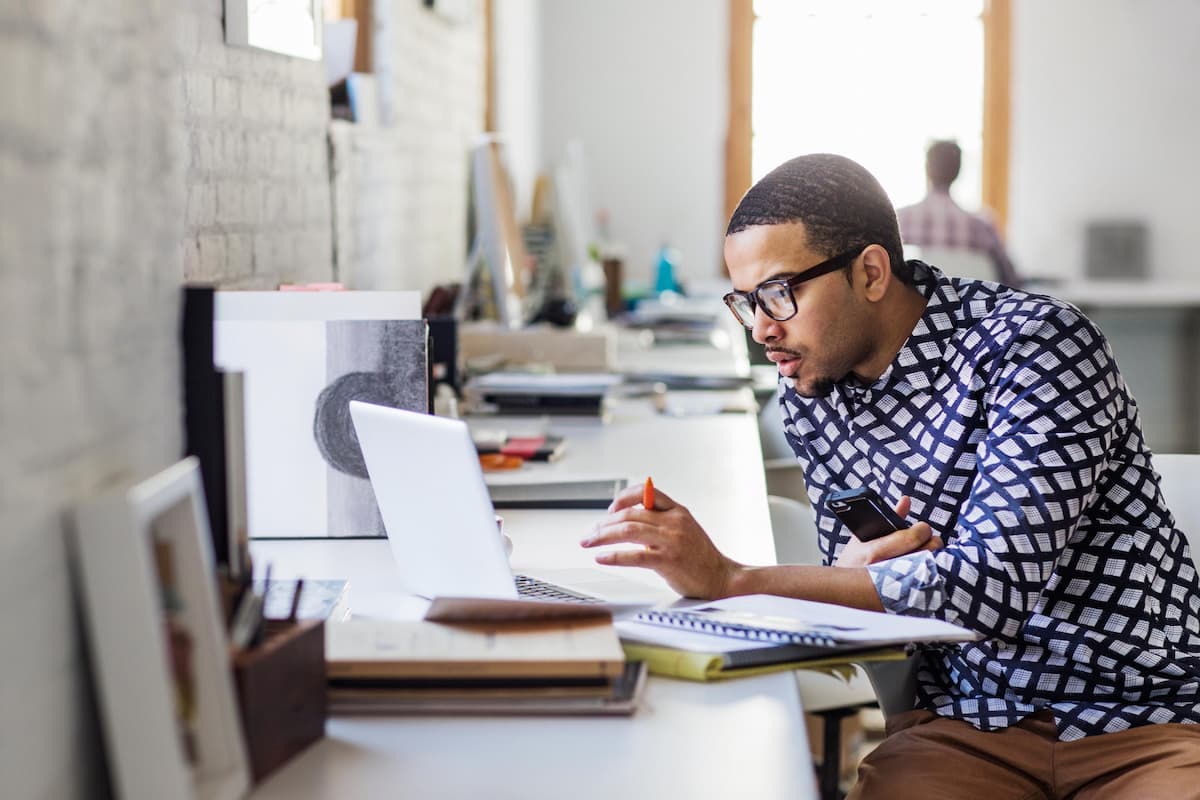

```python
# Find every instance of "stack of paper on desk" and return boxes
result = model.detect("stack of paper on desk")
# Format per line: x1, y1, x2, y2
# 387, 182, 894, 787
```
326, 617, 645, 715
616, 594, 980, 682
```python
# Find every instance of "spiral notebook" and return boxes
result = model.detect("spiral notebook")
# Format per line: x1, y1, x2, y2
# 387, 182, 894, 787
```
616, 594, 980, 679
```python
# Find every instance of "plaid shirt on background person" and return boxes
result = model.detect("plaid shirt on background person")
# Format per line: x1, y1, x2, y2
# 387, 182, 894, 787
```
897, 190, 1022, 287
780, 262, 1200, 741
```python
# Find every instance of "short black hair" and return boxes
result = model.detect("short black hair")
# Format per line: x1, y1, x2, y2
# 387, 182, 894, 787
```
726, 153, 911, 285
926, 140, 962, 189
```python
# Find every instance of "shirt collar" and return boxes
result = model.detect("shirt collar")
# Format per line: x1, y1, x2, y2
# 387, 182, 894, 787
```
859, 260, 961, 394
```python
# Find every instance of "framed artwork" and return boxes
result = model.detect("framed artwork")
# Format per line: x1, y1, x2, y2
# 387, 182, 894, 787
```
226, 0, 323, 60
211, 290, 426, 538
70, 458, 251, 800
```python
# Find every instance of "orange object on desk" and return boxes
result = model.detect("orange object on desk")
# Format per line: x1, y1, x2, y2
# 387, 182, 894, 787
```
479, 453, 524, 471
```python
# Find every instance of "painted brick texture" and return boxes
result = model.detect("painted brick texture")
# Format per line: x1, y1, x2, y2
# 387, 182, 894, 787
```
0, 1, 483, 796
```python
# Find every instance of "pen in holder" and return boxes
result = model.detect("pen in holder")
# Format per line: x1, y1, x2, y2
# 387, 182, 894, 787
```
232, 618, 326, 783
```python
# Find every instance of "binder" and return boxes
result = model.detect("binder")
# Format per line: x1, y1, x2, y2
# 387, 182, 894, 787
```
616, 594, 980, 681
619, 640, 908, 682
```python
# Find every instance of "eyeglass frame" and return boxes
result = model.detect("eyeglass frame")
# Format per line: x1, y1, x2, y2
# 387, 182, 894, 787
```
722, 246, 866, 330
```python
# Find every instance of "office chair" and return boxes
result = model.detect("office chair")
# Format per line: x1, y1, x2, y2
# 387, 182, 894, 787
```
913, 246, 996, 282
759, 402, 808, 502
1153, 454, 1200, 554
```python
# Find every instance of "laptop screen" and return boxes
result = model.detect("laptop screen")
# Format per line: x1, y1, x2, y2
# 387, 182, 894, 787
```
348, 401, 519, 600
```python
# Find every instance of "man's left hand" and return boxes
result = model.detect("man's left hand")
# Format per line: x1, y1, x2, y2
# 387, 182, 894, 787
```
835, 495, 944, 567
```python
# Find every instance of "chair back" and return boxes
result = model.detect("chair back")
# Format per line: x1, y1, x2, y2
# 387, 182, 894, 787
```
759, 402, 809, 502
1153, 453, 1200, 554
914, 246, 996, 282
766, 494, 821, 566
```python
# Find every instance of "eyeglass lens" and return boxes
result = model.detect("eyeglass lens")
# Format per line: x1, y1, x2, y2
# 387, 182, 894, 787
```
728, 281, 795, 328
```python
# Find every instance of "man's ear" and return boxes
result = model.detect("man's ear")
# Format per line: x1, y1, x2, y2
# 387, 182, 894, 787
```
859, 245, 892, 302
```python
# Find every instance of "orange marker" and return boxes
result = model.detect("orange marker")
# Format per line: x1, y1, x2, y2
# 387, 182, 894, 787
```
643, 477, 655, 510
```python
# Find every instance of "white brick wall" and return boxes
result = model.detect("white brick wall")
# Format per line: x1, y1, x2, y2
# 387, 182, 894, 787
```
179, 2, 334, 288
335, 0, 485, 294
0, 2, 186, 796
0, 1, 483, 796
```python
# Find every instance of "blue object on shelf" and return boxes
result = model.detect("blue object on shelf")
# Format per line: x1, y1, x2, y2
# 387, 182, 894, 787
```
653, 244, 680, 294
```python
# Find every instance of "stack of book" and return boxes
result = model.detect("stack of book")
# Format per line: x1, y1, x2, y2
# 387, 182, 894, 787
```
325, 617, 646, 716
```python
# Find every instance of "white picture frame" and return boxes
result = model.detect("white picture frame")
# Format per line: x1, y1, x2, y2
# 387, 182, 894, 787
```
226, 0, 323, 60
70, 457, 251, 800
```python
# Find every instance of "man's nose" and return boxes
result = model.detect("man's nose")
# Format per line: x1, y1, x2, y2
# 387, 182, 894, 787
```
750, 307, 782, 345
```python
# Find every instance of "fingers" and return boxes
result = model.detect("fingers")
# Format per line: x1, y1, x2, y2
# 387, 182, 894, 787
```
901, 521, 933, 550
608, 483, 675, 512
855, 522, 935, 563
607, 484, 644, 512
594, 548, 656, 567
894, 495, 912, 518
582, 514, 666, 549
923, 534, 945, 552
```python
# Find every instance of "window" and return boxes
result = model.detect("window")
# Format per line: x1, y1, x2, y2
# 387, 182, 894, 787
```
725, 0, 1010, 234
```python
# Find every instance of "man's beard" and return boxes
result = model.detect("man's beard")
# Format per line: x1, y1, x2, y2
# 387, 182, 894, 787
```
792, 374, 836, 398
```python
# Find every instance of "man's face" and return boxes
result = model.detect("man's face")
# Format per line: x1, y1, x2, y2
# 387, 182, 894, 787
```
724, 222, 874, 398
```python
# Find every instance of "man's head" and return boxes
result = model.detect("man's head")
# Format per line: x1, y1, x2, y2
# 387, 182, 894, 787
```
723, 154, 923, 398
925, 140, 962, 191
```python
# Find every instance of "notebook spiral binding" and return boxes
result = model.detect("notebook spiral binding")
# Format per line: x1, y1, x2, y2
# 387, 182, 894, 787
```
634, 609, 838, 647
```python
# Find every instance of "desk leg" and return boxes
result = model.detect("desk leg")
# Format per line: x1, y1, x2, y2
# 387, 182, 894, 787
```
816, 707, 859, 800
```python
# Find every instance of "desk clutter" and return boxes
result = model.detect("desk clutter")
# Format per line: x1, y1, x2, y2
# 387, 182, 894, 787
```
143, 281, 836, 795
219, 573, 352, 784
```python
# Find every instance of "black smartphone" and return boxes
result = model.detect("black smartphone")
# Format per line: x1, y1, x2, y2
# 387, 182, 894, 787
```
825, 486, 908, 541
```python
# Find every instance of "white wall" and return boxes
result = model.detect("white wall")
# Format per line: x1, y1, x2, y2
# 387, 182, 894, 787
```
537, 0, 728, 285
332, 1, 484, 294
1008, 0, 1200, 281
525, 1, 1200, 286
493, 0, 542, 222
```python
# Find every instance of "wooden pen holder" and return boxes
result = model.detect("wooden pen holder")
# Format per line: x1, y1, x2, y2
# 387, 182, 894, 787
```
233, 618, 327, 783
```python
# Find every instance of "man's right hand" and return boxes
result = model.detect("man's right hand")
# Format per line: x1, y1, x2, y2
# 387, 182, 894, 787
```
581, 482, 743, 599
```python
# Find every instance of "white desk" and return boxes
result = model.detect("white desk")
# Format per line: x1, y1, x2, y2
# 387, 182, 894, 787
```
1054, 280, 1200, 308
249, 397, 816, 799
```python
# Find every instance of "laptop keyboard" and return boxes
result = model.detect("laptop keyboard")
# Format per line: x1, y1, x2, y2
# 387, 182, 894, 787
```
514, 574, 604, 604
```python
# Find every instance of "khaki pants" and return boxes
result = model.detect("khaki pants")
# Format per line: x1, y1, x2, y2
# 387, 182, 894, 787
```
849, 709, 1200, 800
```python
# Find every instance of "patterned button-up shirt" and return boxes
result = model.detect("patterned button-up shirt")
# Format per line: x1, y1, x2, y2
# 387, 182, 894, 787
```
780, 262, 1200, 740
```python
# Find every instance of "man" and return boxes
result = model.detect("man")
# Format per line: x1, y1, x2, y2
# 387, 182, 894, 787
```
897, 139, 1021, 287
583, 154, 1200, 797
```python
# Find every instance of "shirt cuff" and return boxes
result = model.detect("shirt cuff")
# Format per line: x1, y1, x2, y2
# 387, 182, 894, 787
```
867, 550, 947, 618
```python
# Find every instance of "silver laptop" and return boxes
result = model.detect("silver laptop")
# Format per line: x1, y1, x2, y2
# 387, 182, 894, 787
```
348, 401, 659, 605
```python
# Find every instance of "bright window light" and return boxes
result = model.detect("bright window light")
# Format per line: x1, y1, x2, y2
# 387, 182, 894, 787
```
753, 0, 985, 211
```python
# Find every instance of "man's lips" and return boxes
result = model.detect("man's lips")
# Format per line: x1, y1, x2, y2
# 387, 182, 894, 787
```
766, 350, 802, 377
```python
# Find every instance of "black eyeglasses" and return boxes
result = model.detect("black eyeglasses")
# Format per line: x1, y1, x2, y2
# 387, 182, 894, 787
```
722, 247, 864, 330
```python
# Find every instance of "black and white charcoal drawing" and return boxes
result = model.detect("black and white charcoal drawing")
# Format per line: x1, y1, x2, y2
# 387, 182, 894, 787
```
313, 320, 427, 537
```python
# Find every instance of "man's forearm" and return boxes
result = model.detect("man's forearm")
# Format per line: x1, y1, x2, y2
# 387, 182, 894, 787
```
724, 564, 885, 612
